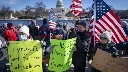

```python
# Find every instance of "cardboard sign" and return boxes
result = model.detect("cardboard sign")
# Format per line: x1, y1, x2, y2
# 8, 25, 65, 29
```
8, 41, 42, 72
48, 38, 76, 72
91, 49, 128, 72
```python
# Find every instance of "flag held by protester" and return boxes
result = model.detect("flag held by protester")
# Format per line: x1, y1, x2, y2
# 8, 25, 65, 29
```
70, 0, 83, 16
89, 0, 127, 44
48, 13, 57, 30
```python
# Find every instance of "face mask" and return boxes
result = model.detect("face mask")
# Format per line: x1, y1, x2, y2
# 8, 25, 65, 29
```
18, 35, 28, 41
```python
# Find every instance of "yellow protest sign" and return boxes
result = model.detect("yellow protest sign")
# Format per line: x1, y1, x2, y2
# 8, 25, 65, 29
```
8, 41, 42, 72
48, 38, 76, 72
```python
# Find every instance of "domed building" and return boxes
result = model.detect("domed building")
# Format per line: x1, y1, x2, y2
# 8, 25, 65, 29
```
50, 0, 69, 18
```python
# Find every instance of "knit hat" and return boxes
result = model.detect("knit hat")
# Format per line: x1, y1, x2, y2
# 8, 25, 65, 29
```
19, 25, 29, 36
100, 30, 113, 43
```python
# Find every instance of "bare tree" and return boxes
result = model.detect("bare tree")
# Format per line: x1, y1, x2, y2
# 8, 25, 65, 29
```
14, 11, 22, 18
0, 5, 13, 18
35, 2, 46, 17
25, 5, 35, 17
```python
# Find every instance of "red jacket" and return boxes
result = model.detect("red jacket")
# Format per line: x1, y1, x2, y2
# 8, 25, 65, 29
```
3, 29, 17, 41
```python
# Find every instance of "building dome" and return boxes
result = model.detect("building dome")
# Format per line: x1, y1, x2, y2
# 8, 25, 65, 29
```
56, 0, 64, 8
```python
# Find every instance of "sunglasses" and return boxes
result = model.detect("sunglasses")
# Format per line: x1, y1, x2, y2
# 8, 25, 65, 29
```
100, 37, 108, 40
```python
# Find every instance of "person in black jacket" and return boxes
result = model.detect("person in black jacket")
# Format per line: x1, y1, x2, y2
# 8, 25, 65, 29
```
72, 21, 91, 72
91, 30, 119, 72
28, 20, 38, 38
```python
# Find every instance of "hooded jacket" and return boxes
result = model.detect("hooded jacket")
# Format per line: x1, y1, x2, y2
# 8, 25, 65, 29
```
3, 28, 17, 41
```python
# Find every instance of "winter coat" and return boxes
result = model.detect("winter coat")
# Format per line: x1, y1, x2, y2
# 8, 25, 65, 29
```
68, 31, 77, 39
72, 31, 91, 68
91, 42, 118, 60
3, 29, 17, 41
28, 25, 38, 38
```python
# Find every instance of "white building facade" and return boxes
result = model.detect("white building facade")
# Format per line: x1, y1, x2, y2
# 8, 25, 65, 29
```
50, 0, 69, 18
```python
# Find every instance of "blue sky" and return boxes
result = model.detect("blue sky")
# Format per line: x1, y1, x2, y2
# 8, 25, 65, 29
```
0, 0, 128, 11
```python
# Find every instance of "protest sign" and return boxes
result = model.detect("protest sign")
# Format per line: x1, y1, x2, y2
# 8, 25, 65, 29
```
8, 41, 42, 72
48, 38, 76, 72
91, 49, 128, 72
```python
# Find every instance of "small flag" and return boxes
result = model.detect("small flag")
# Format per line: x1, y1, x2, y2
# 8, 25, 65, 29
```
48, 13, 57, 30
70, 0, 83, 16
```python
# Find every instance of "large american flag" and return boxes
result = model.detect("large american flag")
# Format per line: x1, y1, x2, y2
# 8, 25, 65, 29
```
70, 0, 82, 16
48, 13, 57, 30
89, 0, 127, 44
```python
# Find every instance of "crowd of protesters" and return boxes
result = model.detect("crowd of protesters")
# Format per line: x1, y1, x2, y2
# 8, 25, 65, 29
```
0, 19, 127, 72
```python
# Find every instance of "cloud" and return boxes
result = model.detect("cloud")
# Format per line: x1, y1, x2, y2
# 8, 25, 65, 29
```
4, 0, 20, 4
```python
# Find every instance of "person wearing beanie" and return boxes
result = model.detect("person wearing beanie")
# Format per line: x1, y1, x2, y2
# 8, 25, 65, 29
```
72, 21, 91, 72
53, 29, 63, 40
18, 25, 32, 41
3, 23, 17, 41
91, 30, 119, 72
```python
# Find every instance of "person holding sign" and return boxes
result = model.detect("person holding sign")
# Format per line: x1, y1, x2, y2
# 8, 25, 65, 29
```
46, 29, 63, 53
72, 21, 91, 72
18, 25, 46, 72
91, 30, 119, 72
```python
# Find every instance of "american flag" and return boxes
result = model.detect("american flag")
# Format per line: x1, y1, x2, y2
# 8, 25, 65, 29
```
70, 0, 82, 16
89, 0, 127, 45
48, 13, 57, 30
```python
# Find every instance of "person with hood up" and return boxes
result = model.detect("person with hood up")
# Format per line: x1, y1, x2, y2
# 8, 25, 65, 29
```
3, 23, 18, 41
18, 25, 32, 41
91, 30, 119, 72
72, 21, 91, 72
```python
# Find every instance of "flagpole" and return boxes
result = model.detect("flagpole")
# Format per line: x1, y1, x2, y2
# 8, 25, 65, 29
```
93, 0, 96, 47
49, 10, 51, 42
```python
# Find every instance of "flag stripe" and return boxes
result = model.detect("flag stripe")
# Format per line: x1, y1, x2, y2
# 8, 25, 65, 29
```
107, 11, 126, 40
98, 18, 119, 43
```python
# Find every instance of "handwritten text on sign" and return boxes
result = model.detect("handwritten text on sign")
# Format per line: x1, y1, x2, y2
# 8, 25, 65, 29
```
8, 41, 42, 72
91, 49, 128, 72
48, 38, 76, 72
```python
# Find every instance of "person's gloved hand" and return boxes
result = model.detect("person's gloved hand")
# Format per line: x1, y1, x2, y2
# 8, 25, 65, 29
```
46, 46, 54, 53
112, 52, 119, 58
40, 40, 46, 46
